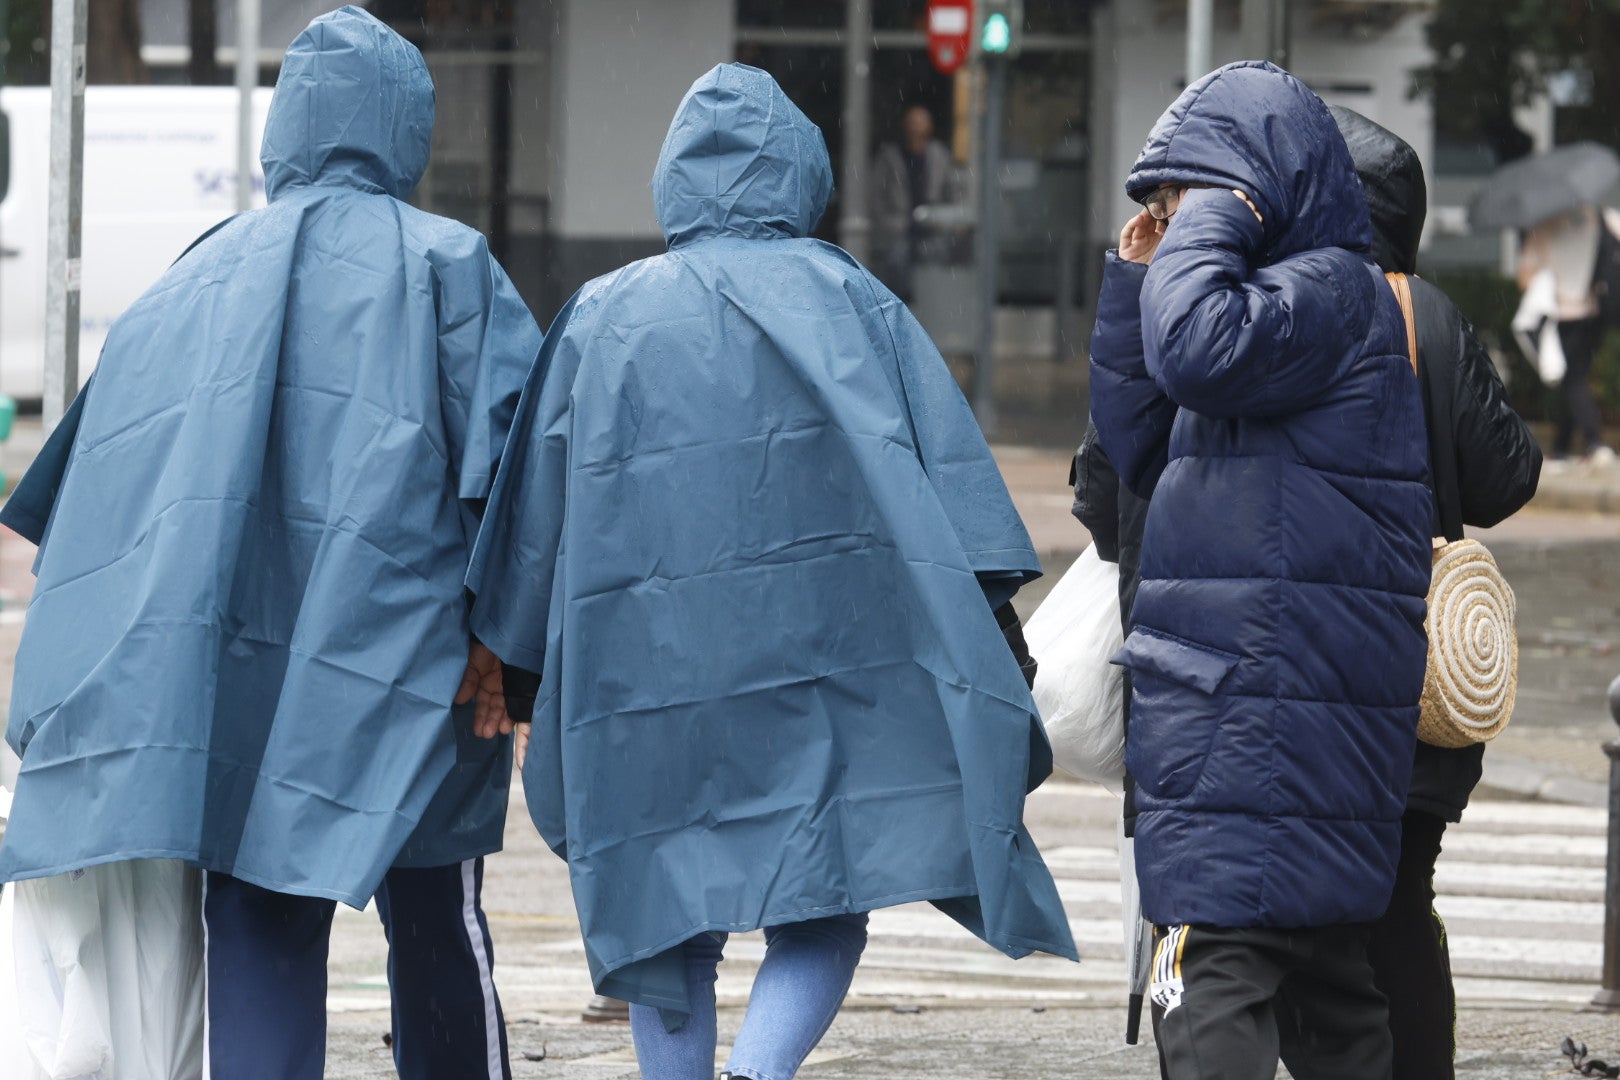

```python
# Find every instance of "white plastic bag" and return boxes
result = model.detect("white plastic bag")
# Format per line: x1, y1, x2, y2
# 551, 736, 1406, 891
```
1025, 544, 1127, 790
1512, 269, 1567, 386
9, 860, 204, 1080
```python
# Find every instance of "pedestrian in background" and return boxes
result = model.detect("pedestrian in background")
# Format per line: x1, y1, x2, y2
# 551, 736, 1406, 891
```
466, 63, 1075, 1080
1332, 104, 1543, 1080
0, 8, 534, 1078
1516, 204, 1618, 465
1089, 61, 1433, 1080
871, 104, 966, 299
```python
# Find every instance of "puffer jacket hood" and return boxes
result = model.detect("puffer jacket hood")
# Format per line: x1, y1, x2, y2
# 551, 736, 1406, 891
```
1331, 106, 1426, 275
653, 64, 834, 248
261, 6, 435, 202
1127, 61, 1371, 263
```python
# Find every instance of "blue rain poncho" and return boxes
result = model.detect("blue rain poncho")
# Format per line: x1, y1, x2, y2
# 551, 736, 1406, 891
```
0, 6, 538, 904
467, 63, 1077, 1020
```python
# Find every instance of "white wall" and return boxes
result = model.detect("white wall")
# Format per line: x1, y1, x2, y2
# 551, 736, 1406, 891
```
1089, 3, 1434, 252
549, 0, 734, 240
139, 0, 347, 55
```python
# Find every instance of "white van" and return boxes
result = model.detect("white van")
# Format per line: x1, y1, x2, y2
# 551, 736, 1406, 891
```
0, 86, 272, 401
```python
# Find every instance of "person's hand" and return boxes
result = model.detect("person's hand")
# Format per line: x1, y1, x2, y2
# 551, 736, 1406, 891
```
1119, 209, 1167, 265
514, 722, 531, 770
1232, 189, 1263, 223
458, 641, 513, 739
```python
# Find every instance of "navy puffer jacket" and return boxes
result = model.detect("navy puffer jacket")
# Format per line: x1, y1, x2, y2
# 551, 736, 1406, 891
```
1090, 61, 1432, 930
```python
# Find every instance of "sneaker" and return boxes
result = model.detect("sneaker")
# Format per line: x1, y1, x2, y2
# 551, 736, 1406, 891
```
1589, 445, 1617, 467
580, 994, 630, 1023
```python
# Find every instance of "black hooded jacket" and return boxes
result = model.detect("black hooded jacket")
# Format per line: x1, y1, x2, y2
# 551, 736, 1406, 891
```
1332, 106, 1544, 821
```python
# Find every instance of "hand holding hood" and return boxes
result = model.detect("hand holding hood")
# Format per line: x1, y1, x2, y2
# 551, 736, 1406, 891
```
261, 5, 434, 202
653, 63, 834, 248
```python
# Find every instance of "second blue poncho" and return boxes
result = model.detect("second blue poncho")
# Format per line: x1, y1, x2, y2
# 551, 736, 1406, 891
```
468, 63, 1076, 1019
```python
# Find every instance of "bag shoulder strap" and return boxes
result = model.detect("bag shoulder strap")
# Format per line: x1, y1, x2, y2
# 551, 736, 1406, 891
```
1385, 271, 1419, 375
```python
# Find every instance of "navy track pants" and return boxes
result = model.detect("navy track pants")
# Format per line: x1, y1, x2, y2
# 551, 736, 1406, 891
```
202, 858, 510, 1080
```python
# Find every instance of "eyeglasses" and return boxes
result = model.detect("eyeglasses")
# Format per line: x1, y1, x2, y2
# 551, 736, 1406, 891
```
1142, 185, 1184, 221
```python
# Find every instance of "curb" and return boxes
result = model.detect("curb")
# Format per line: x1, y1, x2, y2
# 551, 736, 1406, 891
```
1477, 751, 1609, 807
1531, 486, 1620, 516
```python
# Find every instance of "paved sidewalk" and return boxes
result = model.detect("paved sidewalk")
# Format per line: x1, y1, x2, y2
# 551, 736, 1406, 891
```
323, 783, 1620, 1079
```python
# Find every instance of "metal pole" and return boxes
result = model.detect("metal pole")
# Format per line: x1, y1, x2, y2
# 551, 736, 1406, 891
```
1052, 230, 1079, 364
235, 0, 261, 212
973, 55, 1006, 436
1186, 0, 1214, 85
1591, 674, 1620, 1012
44, 0, 87, 432
839, 0, 873, 264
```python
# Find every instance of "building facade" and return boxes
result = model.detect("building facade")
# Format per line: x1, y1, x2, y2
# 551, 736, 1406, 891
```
98, 1, 1545, 327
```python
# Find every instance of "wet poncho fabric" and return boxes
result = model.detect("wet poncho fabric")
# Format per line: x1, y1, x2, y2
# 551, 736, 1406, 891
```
0, 6, 538, 903
1089, 62, 1432, 929
467, 63, 1076, 1020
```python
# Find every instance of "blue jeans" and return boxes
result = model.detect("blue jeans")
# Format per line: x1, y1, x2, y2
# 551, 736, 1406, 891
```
630, 913, 870, 1080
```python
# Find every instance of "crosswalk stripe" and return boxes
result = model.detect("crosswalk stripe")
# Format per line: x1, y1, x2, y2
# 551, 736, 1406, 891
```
1456, 802, 1608, 831
1435, 893, 1603, 926
1439, 831, 1606, 862
1435, 859, 1604, 899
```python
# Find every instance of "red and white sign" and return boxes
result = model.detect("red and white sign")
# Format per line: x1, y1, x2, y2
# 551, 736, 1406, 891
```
927, 0, 974, 75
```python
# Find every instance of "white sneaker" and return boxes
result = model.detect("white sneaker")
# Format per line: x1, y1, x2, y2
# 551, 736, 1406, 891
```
1589, 445, 1617, 467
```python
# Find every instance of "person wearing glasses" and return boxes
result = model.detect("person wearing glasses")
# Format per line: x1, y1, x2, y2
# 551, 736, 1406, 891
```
1088, 62, 1432, 1080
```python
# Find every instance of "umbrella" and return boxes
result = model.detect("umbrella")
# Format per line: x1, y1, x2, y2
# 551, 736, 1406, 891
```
1118, 816, 1156, 1044
1469, 142, 1620, 231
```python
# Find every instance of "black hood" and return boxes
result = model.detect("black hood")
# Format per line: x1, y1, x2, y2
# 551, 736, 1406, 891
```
1330, 106, 1426, 274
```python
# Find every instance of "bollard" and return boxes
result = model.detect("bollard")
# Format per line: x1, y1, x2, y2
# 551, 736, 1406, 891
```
1591, 674, 1620, 1012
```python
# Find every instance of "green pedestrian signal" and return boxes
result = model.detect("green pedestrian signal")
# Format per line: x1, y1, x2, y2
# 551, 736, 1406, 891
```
977, 0, 1021, 59
982, 12, 1012, 53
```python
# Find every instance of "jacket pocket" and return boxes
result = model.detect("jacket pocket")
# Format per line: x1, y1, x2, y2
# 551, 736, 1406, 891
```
1111, 626, 1240, 695
1113, 627, 1242, 801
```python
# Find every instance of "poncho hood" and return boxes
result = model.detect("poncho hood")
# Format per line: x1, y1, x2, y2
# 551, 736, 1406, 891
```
1330, 105, 1426, 275
653, 63, 834, 247
262, 5, 434, 202
1127, 60, 1372, 262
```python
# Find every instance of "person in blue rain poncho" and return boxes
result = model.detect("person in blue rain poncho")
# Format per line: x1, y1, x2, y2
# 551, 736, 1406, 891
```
0, 9, 534, 1077
467, 63, 1076, 1080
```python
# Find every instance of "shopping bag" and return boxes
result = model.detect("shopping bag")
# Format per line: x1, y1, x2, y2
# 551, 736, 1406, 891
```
2, 882, 31, 1078
10, 860, 205, 1080
1024, 544, 1126, 791
1511, 269, 1567, 386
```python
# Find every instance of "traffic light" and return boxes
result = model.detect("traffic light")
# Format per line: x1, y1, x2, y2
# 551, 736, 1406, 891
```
979, 0, 1023, 59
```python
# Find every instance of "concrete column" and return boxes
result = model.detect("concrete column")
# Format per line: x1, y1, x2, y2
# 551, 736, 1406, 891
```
1240, 0, 1288, 66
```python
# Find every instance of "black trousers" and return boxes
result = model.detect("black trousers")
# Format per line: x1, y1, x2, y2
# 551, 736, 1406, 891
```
1556, 317, 1608, 457
1150, 923, 1392, 1080
1367, 810, 1455, 1080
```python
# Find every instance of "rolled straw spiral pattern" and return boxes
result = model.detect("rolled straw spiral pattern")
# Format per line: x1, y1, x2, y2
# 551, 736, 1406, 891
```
1418, 539, 1518, 748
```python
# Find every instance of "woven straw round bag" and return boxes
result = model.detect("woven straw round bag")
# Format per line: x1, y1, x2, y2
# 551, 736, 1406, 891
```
1418, 538, 1519, 748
